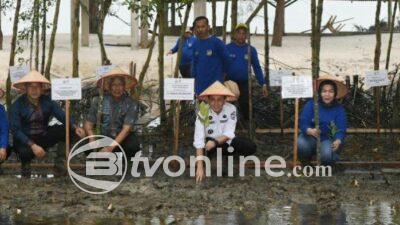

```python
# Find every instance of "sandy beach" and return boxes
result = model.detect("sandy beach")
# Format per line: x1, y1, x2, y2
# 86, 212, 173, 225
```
1, 33, 399, 89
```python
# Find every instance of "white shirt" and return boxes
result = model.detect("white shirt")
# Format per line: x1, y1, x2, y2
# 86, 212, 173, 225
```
193, 102, 237, 149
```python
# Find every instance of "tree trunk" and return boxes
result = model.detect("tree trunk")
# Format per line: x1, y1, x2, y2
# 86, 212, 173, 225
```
272, 0, 285, 46
385, 1, 397, 70
0, 0, 3, 51
34, 0, 40, 70
72, 0, 80, 77
6, 0, 22, 110
222, 0, 229, 43
137, 17, 159, 99
212, 0, 217, 35
140, 0, 150, 48
171, 3, 175, 27
311, 0, 324, 165
97, 0, 112, 65
374, 0, 382, 134
89, 0, 99, 34
45, 0, 61, 79
231, 0, 237, 39
158, 2, 166, 124
388, 0, 392, 28
40, 0, 47, 74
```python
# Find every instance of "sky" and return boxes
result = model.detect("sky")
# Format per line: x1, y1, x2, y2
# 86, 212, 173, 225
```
0, 0, 397, 36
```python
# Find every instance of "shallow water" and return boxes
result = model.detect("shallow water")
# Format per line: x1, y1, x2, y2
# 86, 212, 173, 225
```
1, 202, 399, 225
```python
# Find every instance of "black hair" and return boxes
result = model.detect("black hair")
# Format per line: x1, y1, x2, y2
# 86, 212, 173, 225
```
193, 16, 209, 28
318, 80, 337, 98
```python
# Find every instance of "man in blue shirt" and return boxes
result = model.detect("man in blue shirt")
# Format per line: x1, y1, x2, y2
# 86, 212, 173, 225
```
191, 16, 230, 95
167, 27, 196, 78
0, 88, 10, 174
10, 71, 85, 177
226, 24, 268, 121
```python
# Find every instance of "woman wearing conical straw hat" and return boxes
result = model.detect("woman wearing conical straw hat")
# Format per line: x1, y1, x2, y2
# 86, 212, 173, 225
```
194, 81, 256, 182
10, 70, 85, 177
0, 88, 10, 174
84, 67, 140, 158
298, 74, 348, 166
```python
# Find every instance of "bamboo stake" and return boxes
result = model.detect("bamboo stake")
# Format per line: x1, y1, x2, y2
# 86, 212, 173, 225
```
222, 0, 229, 43
34, 0, 40, 71
374, 0, 382, 135
173, 3, 192, 158
40, 0, 47, 74
293, 98, 299, 166
246, 24, 254, 140
212, 0, 217, 35
66, 100, 71, 159
311, 0, 324, 165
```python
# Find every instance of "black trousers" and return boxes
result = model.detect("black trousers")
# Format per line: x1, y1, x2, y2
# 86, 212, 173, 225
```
81, 133, 141, 159
236, 81, 249, 121
118, 133, 141, 159
179, 64, 191, 78
13, 125, 66, 164
205, 136, 256, 157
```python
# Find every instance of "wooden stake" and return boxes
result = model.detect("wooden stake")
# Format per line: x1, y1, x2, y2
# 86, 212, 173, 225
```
247, 24, 254, 140
293, 98, 299, 166
65, 100, 71, 159
280, 95, 284, 135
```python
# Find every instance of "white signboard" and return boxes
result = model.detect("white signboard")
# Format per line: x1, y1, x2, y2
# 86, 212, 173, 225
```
269, 70, 292, 87
96, 65, 116, 80
365, 70, 389, 88
9, 65, 29, 83
164, 78, 195, 100
281, 75, 313, 99
51, 78, 82, 100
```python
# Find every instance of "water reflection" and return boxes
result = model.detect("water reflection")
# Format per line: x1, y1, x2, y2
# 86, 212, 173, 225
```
1, 202, 399, 225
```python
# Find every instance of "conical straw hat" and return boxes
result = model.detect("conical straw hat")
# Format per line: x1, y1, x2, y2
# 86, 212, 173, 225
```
97, 67, 138, 91
316, 74, 348, 99
199, 81, 235, 98
224, 80, 240, 102
13, 70, 51, 90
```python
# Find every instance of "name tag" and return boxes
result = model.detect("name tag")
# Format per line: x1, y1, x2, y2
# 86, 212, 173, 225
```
244, 54, 249, 60
206, 49, 213, 56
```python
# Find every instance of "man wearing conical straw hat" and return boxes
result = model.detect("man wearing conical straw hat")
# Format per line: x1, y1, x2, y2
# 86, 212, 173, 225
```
194, 81, 257, 182
84, 67, 140, 158
10, 70, 86, 177
298, 74, 348, 166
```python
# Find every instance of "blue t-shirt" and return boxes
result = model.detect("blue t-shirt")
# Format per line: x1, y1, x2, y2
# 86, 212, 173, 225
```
170, 36, 196, 66
226, 42, 265, 85
191, 36, 230, 94
299, 99, 347, 142
0, 105, 9, 149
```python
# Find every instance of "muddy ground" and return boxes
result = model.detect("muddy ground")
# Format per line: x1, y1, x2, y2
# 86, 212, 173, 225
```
0, 134, 399, 223
1, 167, 400, 222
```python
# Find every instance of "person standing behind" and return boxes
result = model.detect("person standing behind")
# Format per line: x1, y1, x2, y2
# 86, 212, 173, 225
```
167, 27, 196, 78
191, 16, 230, 95
226, 24, 268, 121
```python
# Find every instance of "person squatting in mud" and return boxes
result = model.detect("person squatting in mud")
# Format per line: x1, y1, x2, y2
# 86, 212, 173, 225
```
83, 67, 141, 159
193, 81, 257, 182
298, 75, 348, 166
9, 71, 85, 177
